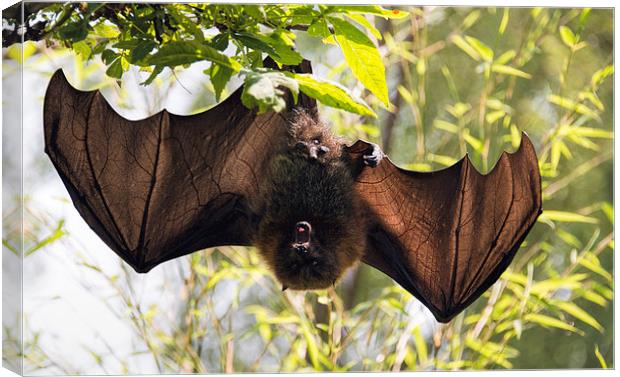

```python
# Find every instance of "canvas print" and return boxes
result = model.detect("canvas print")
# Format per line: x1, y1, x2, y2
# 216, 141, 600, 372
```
2, 2, 614, 374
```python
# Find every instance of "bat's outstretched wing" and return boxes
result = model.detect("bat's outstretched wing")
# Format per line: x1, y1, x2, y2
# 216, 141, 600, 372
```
44, 66, 310, 273
347, 135, 542, 322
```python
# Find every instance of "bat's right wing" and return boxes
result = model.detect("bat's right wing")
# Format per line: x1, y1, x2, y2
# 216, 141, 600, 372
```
347, 135, 542, 322
44, 69, 301, 272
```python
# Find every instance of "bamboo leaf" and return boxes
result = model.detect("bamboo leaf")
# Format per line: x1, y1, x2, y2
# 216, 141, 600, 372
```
450, 35, 480, 61
524, 314, 583, 335
464, 36, 494, 62
554, 301, 603, 332
595, 345, 608, 368
492, 64, 532, 79
559, 26, 577, 47
539, 210, 598, 224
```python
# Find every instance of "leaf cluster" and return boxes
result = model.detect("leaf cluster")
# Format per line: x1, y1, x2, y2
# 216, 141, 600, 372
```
6, 3, 408, 116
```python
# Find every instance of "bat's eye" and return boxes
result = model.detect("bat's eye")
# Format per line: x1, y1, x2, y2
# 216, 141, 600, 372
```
295, 142, 306, 150
312, 139, 320, 145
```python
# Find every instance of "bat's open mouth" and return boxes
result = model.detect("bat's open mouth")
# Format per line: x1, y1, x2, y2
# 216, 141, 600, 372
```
294, 221, 311, 245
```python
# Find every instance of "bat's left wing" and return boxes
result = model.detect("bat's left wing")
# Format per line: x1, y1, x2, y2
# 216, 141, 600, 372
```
43, 65, 308, 273
347, 135, 542, 322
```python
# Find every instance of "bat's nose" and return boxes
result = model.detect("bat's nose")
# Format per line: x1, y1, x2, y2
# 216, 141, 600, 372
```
308, 147, 318, 160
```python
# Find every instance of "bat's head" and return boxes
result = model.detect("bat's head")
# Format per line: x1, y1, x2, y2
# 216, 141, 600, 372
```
288, 110, 342, 162
273, 220, 341, 290
255, 218, 366, 291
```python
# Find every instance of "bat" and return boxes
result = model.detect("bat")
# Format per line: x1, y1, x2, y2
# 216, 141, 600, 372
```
43, 61, 542, 322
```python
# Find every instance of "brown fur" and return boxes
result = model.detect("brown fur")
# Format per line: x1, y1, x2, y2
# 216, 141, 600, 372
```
254, 111, 366, 290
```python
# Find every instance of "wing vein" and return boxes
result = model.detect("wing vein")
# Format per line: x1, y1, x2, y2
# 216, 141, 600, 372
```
84, 94, 131, 253
136, 111, 166, 266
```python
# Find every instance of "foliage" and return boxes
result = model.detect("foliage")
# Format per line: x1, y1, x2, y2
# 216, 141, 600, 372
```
4, 3, 408, 116
2, 5, 613, 373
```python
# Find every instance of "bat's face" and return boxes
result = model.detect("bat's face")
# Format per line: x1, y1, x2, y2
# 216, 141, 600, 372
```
273, 221, 342, 290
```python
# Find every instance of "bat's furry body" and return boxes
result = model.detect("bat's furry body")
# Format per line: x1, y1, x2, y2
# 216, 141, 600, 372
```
43, 62, 542, 323
255, 112, 367, 290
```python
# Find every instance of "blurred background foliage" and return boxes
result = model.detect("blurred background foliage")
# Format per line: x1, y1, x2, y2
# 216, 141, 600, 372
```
2, 4, 613, 373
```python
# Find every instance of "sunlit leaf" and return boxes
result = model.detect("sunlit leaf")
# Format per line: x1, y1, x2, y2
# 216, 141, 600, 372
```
465, 36, 494, 62
491, 64, 532, 79
450, 35, 480, 61
329, 17, 389, 106
331, 5, 409, 19
499, 9, 510, 34
554, 301, 603, 332
149, 41, 242, 71
346, 13, 382, 40
594, 344, 608, 368
292, 73, 376, 117
559, 25, 577, 47
539, 210, 598, 224
523, 314, 583, 335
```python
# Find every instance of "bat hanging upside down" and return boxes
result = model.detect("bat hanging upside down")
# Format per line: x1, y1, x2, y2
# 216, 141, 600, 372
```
43, 61, 542, 322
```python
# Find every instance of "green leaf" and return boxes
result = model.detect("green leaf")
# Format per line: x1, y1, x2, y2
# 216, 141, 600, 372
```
412, 327, 428, 363
241, 70, 299, 113
571, 126, 613, 139
308, 19, 331, 38
58, 21, 89, 42
491, 64, 532, 79
594, 345, 608, 368
208, 64, 234, 101
292, 73, 376, 117
464, 36, 494, 62
559, 25, 577, 47
92, 22, 121, 38
211, 33, 230, 51
499, 9, 510, 34
539, 210, 598, 224
268, 32, 303, 66
433, 119, 459, 133
465, 338, 513, 368
346, 14, 382, 40
548, 95, 601, 121
106, 58, 124, 79
578, 253, 612, 283
461, 10, 481, 30
149, 41, 241, 72
25, 220, 67, 256
591, 65, 614, 87
524, 313, 583, 335
554, 301, 603, 332
141, 66, 164, 86
495, 50, 516, 65
330, 5, 409, 19
130, 40, 157, 63
428, 153, 458, 167
234, 32, 279, 57
72, 41, 92, 59
113, 40, 140, 49
450, 35, 480, 61
329, 17, 389, 106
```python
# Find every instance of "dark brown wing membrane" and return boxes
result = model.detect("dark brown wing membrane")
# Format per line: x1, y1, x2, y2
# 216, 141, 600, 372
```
43, 70, 292, 272
348, 135, 542, 322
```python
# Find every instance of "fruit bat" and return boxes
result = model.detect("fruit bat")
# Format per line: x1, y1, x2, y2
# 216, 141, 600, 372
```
43, 61, 542, 322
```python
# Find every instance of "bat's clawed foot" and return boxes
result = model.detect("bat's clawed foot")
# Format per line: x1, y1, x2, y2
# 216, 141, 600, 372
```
363, 143, 384, 168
